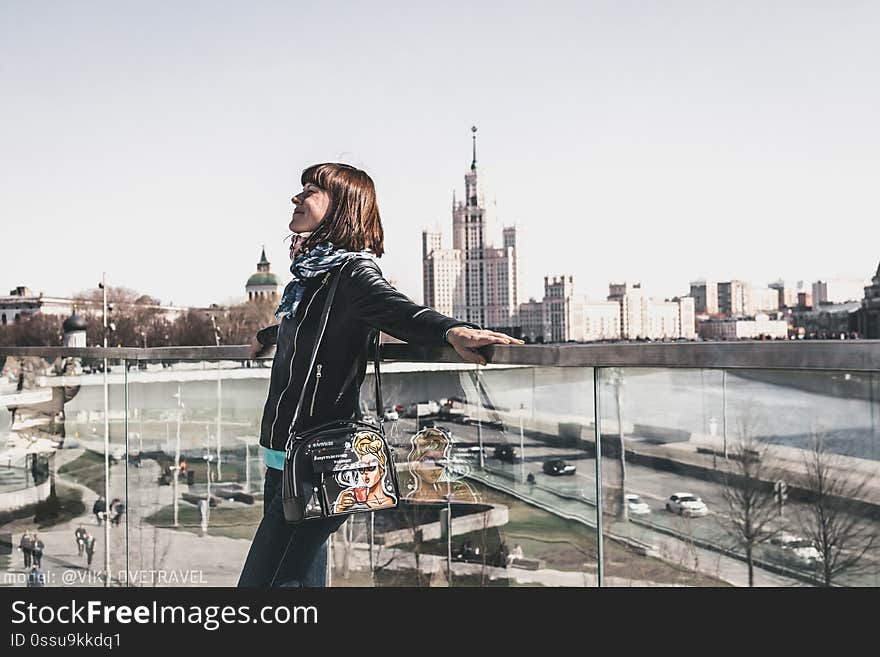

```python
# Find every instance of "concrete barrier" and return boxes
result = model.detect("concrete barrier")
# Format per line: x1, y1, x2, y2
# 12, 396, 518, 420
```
0, 479, 51, 512
381, 503, 509, 546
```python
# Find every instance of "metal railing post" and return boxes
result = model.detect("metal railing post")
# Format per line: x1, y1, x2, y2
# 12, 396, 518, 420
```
123, 358, 129, 586
593, 366, 604, 588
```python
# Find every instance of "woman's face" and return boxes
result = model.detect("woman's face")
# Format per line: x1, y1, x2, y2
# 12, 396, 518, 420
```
290, 183, 331, 251
359, 454, 382, 490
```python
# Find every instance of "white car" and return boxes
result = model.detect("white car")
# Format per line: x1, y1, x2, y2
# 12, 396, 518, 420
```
666, 492, 708, 517
770, 532, 822, 566
383, 409, 399, 422
625, 494, 651, 515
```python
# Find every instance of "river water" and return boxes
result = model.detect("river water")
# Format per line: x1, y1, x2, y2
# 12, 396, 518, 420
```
33, 364, 878, 461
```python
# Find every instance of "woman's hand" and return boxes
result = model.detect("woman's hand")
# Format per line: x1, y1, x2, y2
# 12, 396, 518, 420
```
446, 327, 525, 365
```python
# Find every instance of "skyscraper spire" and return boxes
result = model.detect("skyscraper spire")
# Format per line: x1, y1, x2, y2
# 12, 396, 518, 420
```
471, 125, 477, 171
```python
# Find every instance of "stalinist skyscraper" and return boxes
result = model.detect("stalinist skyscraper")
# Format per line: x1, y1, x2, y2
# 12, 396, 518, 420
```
422, 127, 519, 331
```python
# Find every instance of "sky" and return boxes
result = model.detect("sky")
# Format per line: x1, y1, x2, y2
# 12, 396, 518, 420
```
2, 1, 878, 308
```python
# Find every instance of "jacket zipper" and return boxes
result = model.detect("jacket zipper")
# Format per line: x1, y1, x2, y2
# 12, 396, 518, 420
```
270, 272, 331, 448
300, 268, 336, 420
309, 363, 323, 417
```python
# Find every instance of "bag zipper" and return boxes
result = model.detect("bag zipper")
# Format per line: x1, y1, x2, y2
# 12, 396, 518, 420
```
270, 272, 332, 447
309, 363, 323, 417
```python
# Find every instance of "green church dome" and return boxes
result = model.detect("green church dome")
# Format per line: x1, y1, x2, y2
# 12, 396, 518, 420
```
247, 272, 280, 287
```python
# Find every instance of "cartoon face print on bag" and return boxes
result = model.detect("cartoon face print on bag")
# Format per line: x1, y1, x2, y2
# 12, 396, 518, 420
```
402, 427, 478, 504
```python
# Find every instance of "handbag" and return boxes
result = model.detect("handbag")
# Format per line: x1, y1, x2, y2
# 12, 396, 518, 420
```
281, 258, 400, 524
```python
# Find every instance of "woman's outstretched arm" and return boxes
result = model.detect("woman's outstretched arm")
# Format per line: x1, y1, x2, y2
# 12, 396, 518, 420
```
345, 259, 523, 364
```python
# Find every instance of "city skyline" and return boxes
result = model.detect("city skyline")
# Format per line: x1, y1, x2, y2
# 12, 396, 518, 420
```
2, 2, 879, 308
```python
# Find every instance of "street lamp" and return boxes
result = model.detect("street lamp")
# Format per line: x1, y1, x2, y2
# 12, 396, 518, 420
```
209, 315, 223, 479
172, 385, 183, 527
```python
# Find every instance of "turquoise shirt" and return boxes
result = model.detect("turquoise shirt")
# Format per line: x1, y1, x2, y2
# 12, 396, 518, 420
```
263, 447, 286, 471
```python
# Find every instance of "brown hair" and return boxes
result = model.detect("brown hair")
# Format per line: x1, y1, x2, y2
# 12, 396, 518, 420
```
299, 163, 384, 257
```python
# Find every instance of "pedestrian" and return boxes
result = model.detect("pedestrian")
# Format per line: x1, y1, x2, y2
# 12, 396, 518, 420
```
237, 163, 524, 588
75, 525, 87, 556
31, 534, 44, 568
510, 543, 525, 561
27, 565, 44, 587
93, 496, 106, 525
84, 531, 96, 567
110, 499, 125, 527
19, 531, 33, 568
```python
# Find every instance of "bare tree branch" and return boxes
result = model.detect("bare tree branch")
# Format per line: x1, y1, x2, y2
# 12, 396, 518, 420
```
794, 427, 877, 587
719, 409, 782, 586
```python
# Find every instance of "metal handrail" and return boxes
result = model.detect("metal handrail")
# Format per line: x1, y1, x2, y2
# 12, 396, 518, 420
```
2, 340, 879, 371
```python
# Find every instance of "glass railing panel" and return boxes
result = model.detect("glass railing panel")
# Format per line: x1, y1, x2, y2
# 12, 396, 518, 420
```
725, 368, 880, 587
329, 362, 603, 587
122, 357, 265, 587
1, 352, 127, 587
597, 366, 880, 587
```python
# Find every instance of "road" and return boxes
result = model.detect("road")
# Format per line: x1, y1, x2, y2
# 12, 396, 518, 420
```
392, 416, 880, 586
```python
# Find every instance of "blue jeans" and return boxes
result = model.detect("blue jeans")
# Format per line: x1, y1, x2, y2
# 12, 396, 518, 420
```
237, 467, 347, 587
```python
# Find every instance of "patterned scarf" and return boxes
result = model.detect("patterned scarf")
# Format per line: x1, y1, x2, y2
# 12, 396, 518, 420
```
274, 241, 376, 320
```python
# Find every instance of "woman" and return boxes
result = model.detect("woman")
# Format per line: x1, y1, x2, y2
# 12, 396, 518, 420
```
237, 163, 523, 587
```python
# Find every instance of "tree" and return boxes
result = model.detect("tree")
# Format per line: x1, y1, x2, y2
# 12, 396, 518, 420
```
719, 414, 781, 587
70, 284, 169, 347
171, 309, 214, 346
218, 297, 277, 346
794, 428, 877, 587
0, 313, 62, 347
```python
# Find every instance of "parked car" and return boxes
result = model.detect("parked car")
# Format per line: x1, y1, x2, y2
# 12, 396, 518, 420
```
625, 493, 651, 515
404, 401, 440, 418
493, 444, 517, 463
383, 409, 399, 421
665, 492, 708, 517
770, 532, 822, 567
542, 458, 576, 476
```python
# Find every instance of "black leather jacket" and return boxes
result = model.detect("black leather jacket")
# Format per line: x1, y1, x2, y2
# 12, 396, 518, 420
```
255, 256, 479, 451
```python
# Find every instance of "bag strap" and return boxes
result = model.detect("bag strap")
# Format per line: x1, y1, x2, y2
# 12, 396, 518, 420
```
373, 328, 383, 426
288, 257, 384, 444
